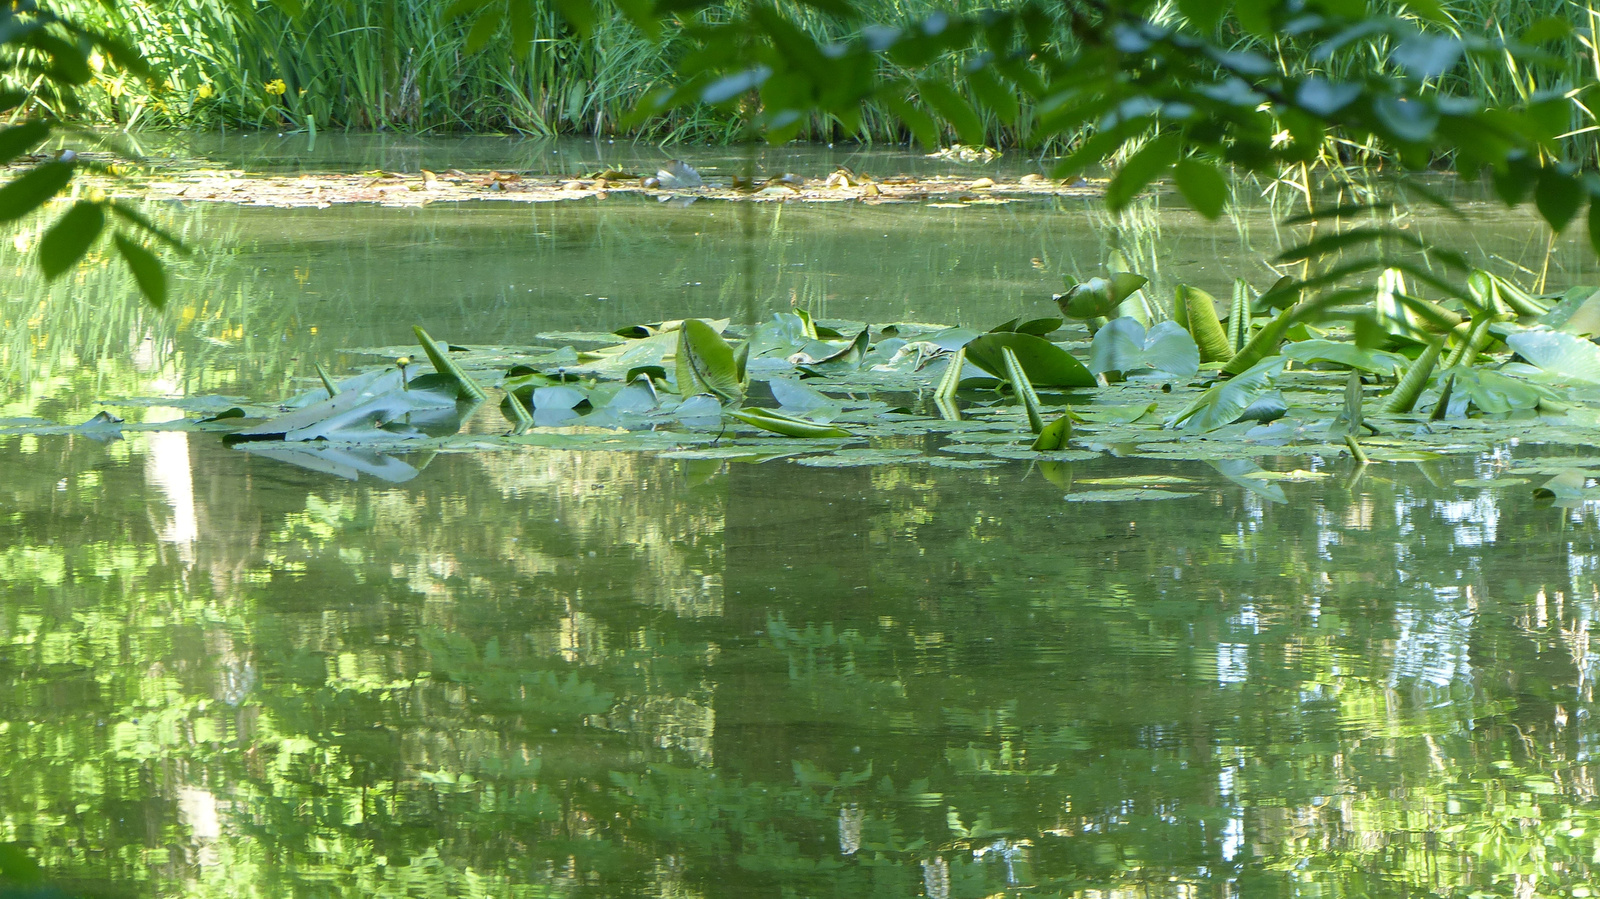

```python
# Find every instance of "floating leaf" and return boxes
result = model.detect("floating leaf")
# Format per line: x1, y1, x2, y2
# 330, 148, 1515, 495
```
1063, 488, 1201, 502
1538, 286, 1600, 337
729, 407, 853, 438
676, 318, 744, 401
1282, 339, 1409, 375
794, 327, 870, 375
1074, 402, 1158, 424
1533, 470, 1589, 500
963, 332, 1096, 387
1055, 273, 1150, 320
1506, 328, 1600, 385
1170, 357, 1285, 431
1088, 317, 1200, 379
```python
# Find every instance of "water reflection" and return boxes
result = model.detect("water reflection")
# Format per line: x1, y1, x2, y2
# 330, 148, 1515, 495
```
4, 429, 1600, 897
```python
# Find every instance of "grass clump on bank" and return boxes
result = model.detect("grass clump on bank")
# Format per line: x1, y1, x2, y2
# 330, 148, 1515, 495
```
32, 0, 1596, 165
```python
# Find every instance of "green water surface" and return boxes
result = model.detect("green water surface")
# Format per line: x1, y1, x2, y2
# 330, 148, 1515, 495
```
4, 138, 1600, 898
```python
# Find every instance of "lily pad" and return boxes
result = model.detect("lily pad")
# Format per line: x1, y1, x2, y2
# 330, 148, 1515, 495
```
1089, 317, 1200, 380
1506, 328, 1600, 385
1063, 488, 1202, 502
1282, 339, 1410, 376
964, 332, 1097, 388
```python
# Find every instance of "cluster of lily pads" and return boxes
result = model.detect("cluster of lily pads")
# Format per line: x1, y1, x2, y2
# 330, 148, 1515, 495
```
164, 260, 1600, 500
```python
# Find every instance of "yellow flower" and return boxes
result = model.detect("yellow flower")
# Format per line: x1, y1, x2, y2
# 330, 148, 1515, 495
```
197, 83, 214, 99
265, 78, 287, 96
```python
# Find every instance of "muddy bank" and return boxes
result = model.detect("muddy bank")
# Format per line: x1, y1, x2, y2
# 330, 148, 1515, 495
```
93, 164, 1100, 208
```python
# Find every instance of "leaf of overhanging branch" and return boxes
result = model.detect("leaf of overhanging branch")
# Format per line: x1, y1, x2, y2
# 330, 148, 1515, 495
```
882, 90, 940, 148
1172, 158, 1227, 218
1276, 226, 1468, 270
549, 0, 597, 38
1280, 202, 1396, 225
963, 65, 1018, 126
38, 200, 103, 278
508, 0, 536, 56
107, 201, 189, 254
1536, 165, 1584, 233
464, 11, 500, 53
0, 120, 50, 165
114, 234, 166, 309
0, 161, 74, 223
1105, 133, 1180, 212
917, 79, 985, 146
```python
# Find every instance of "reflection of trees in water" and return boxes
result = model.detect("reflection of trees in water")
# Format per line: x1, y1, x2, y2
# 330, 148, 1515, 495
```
9, 435, 1600, 895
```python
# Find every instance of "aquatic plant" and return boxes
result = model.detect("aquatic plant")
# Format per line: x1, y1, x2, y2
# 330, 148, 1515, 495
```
11, 260, 1573, 484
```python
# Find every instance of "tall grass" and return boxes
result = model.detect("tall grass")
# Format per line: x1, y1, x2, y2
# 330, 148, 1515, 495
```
33, 0, 1600, 162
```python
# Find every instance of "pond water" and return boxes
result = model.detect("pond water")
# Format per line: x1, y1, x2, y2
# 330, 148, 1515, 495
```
6, 137, 1600, 898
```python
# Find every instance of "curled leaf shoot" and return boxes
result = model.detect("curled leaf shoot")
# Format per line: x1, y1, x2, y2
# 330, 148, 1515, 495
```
1382, 339, 1444, 414
1001, 345, 1045, 434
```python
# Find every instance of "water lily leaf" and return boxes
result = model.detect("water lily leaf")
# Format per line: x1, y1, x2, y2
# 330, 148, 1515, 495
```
1282, 339, 1409, 375
991, 317, 1062, 336
1237, 390, 1288, 424
1506, 328, 1600, 384
1454, 477, 1531, 488
746, 312, 812, 358
1078, 475, 1198, 486
761, 377, 827, 412
1055, 273, 1150, 320
675, 318, 744, 401
1089, 317, 1200, 379
792, 448, 922, 467
1031, 413, 1072, 450
1001, 345, 1046, 434
1063, 488, 1201, 502
1533, 470, 1589, 500
236, 443, 422, 483
1448, 368, 1550, 415
1382, 339, 1444, 413
533, 385, 588, 411
793, 328, 871, 376
1074, 402, 1158, 424
1169, 357, 1285, 430
602, 377, 660, 414
1221, 305, 1293, 375
1211, 459, 1287, 504
672, 394, 723, 425
916, 327, 983, 351
1538, 286, 1600, 337
729, 407, 853, 438
964, 332, 1097, 388
198, 407, 247, 423
1176, 284, 1231, 362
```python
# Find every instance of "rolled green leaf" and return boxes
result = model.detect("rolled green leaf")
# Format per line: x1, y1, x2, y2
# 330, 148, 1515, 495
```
728, 407, 852, 438
1441, 312, 1494, 369
1177, 284, 1232, 363
935, 347, 966, 401
1221, 305, 1293, 376
1031, 413, 1072, 450
1228, 278, 1251, 355
1429, 372, 1455, 421
1001, 345, 1045, 434
1382, 339, 1444, 414
414, 326, 488, 402
314, 362, 340, 397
